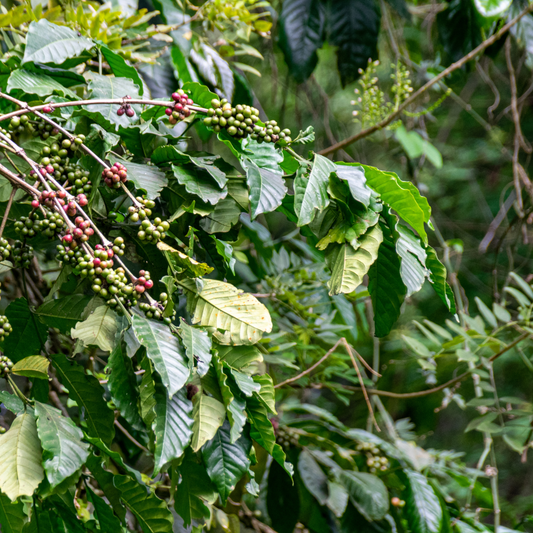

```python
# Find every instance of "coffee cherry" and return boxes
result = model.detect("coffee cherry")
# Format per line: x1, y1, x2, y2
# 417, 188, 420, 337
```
12, 240, 33, 268
0, 239, 11, 261
42, 105, 53, 114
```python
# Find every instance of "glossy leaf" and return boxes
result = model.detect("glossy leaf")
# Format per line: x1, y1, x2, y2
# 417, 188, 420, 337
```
253, 374, 277, 414
86, 486, 123, 530
132, 314, 189, 398
52, 354, 115, 445
172, 165, 227, 205
0, 412, 44, 501
202, 420, 251, 504
100, 46, 144, 95
7, 69, 76, 98
34, 401, 89, 487
179, 278, 272, 345
152, 385, 193, 475
426, 247, 456, 313
335, 163, 373, 207
326, 225, 383, 295
0, 392, 24, 415
396, 224, 428, 298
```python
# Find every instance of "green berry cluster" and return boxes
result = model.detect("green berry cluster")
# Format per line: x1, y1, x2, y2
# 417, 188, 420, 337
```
275, 426, 300, 450
14, 211, 65, 239
0, 238, 11, 262
111, 236, 126, 256
137, 217, 170, 243
356, 442, 390, 473
138, 292, 175, 324
0, 317, 12, 342
7, 115, 31, 135
12, 240, 33, 268
127, 197, 156, 222
0, 355, 13, 374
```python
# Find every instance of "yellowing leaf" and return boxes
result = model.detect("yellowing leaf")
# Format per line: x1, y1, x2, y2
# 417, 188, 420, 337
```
157, 242, 213, 277
11, 356, 49, 380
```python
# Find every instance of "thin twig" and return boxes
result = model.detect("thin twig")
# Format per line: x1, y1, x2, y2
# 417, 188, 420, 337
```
318, 2, 533, 156
114, 419, 149, 454
0, 187, 16, 240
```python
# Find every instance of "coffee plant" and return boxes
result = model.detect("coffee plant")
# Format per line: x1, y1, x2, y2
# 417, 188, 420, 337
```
0, 0, 532, 532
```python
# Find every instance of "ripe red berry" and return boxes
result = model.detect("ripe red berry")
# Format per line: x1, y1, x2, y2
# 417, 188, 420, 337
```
77, 194, 88, 206
93, 258, 101, 267
42, 105, 52, 114
75, 216, 84, 226
145, 279, 154, 289
46, 165, 54, 173
31, 199, 40, 208
165, 108, 173, 116
139, 270, 146, 276
138, 276, 146, 285
62, 234, 73, 243
85, 227, 94, 236
126, 107, 135, 118
171, 92, 180, 101
174, 103, 183, 112
58, 191, 67, 199
135, 285, 145, 293
107, 249, 114, 258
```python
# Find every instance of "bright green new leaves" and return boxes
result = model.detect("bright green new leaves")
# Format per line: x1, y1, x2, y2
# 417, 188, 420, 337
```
178, 320, 212, 376
191, 394, 227, 452
295, 155, 337, 226
368, 220, 407, 337
71, 305, 119, 353
0, 491, 26, 532
107, 343, 144, 430
153, 386, 193, 475
132, 314, 189, 398
34, 402, 89, 488
340, 471, 389, 521
361, 164, 431, 243
202, 421, 252, 505
404, 469, 442, 533
0, 412, 44, 501
22, 20, 94, 65
326, 225, 383, 295
52, 354, 115, 445
11, 356, 49, 380
179, 278, 272, 345
4, 298, 47, 362
114, 475, 174, 533
246, 396, 293, 476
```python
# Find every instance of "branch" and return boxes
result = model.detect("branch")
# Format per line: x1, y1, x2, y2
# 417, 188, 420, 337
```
0, 187, 16, 240
318, 3, 533, 156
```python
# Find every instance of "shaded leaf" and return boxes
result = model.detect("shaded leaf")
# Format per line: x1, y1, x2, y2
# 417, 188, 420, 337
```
298, 449, 328, 505
404, 469, 443, 533
37, 294, 92, 333
340, 471, 389, 521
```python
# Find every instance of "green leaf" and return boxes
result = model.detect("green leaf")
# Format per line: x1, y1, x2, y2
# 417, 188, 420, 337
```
153, 385, 193, 476
426, 247, 456, 313
218, 344, 263, 373
202, 420, 251, 505
404, 469, 443, 533
229, 368, 261, 396
182, 81, 219, 108
253, 375, 277, 414
86, 486, 123, 531
11, 356, 49, 379
0, 392, 24, 414
326, 480, 349, 518
179, 278, 272, 345
172, 165, 228, 205
0, 412, 44, 501
37, 294, 92, 333
475, 297, 497, 329
362, 164, 431, 244
107, 342, 144, 430
22, 19, 94, 65
326, 225, 383, 295
4, 298, 47, 362
34, 401, 89, 488
132, 314, 189, 398
114, 475, 174, 533
174, 451, 217, 527
178, 320, 212, 377
340, 471, 389, 521
369, 219, 407, 337
395, 125, 443, 168
100, 46, 144, 95
84, 74, 140, 131
294, 155, 337, 226
298, 449, 328, 505
157, 241, 214, 278
139, 356, 157, 428
279, 0, 326, 83
292, 125, 316, 145
71, 305, 119, 353
0, 491, 26, 532
191, 394, 227, 452
108, 153, 167, 200
246, 396, 293, 476
396, 224, 428, 297
199, 197, 241, 234
328, 0, 381, 86
335, 163, 373, 207
7, 69, 76, 98
52, 354, 115, 445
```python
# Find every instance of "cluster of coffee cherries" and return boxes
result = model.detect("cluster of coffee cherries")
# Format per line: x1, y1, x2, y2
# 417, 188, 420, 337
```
138, 292, 175, 324
165, 90, 194, 124
132, 270, 153, 294
127, 197, 156, 222
7, 115, 31, 135
203, 99, 260, 139
255, 120, 291, 144
62, 216, 95, 247
63, 164, 92, 196
117, 96, 135, 118
102, 162, 128, 189
12, 241, 33, 268
0, 318, 12, 343
137, 217, 170, 243
275, 426, 300, 450
0, 239, 11, 262
356, 442, 390, 473
0, 355, 13, 375
14, 210, 65, 239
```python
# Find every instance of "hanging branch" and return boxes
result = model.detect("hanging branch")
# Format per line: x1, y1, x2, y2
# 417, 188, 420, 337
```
0, 187, 16, 241
318, 2, 533, 156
